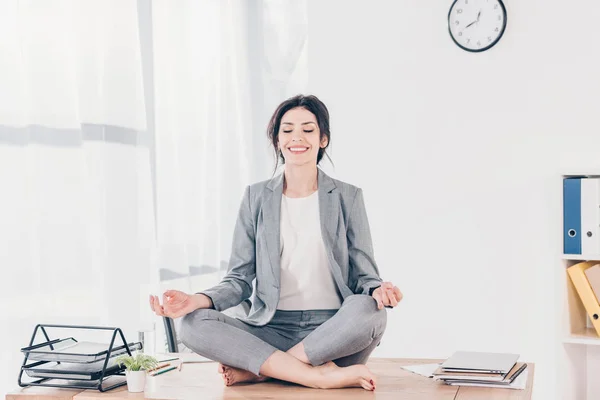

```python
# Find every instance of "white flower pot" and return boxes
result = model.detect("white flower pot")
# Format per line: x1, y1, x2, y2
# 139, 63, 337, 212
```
125, 370, 146, 393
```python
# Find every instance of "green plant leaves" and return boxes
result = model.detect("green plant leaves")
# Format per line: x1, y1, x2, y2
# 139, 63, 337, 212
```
115, 353, 159, 372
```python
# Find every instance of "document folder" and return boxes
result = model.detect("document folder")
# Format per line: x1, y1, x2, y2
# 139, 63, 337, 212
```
585, 263, 600, 304
567, 261, 600, 337
581, 178, 600, 255
564, 178, 582, 254
564, 177, 600, 255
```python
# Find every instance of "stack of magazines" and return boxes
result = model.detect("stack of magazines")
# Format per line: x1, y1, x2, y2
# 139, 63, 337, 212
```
432, 351, 528, 389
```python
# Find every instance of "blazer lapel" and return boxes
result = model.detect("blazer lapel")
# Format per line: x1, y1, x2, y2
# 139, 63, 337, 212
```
317, 168, 338, 251
318, 169, 353, 298
263, 172, 284, 287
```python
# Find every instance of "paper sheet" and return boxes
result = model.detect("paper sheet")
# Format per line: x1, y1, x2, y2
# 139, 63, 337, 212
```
399, 363, 440, 378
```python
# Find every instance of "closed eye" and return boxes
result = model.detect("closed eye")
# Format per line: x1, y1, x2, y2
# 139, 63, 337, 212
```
282, 130, 315, 133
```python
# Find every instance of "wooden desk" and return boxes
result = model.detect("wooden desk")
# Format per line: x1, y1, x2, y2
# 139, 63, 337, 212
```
7, 357, 534, 400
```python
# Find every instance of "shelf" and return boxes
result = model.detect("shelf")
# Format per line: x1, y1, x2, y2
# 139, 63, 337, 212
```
564, 328, 600, 345
563, 254, 600, 261
562, 173, 600, 178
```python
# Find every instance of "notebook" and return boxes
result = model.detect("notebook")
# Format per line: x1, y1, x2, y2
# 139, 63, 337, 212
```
446, 369, 528, 390
435, 362, 527, 383
441, 351, 519, 374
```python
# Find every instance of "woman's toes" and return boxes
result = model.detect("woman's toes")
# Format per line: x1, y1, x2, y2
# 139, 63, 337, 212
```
221, 370, 229, 385
359, 378, 373, 391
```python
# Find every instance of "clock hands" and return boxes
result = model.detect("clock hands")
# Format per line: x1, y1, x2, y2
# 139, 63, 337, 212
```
463, 9, 482, 31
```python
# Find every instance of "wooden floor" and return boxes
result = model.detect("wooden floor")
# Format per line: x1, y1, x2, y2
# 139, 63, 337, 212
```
7, 358, 534, 400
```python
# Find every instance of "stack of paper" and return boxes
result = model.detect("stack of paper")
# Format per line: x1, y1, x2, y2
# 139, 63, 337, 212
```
432, 351, 528, 389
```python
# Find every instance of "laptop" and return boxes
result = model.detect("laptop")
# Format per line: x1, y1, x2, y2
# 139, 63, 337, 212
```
441, 351, 519, 374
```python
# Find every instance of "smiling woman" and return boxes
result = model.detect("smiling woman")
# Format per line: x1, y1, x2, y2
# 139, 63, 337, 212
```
150, 93, 402, 392
267, 94, 332, 175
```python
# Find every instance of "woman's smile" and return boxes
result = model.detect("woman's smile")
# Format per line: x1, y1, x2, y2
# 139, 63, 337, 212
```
288, 146, 309, 154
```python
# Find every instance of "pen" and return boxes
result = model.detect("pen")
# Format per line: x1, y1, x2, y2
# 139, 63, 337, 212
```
151, 366, 177, 376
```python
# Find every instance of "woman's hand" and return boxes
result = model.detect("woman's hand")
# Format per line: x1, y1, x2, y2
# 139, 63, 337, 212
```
149, 290, 209, 319
372, 282, 403, 310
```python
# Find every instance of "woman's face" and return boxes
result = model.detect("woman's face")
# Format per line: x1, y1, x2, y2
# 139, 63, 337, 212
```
278, 107, 327, 167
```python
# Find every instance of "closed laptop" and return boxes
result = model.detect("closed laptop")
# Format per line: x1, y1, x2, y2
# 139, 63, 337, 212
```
441, 351, 519, 374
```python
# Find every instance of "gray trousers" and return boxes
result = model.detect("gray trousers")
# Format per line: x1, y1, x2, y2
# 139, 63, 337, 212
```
179, 294, 387, 376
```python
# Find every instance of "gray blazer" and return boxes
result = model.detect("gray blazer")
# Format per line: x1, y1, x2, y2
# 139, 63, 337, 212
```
200, 167, 383, 326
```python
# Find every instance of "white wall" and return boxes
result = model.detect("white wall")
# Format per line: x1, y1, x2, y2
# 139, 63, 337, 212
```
306, 1, 600, 399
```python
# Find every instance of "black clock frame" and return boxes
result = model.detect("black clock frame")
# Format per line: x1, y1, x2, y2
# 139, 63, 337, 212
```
448, 0, 507, 53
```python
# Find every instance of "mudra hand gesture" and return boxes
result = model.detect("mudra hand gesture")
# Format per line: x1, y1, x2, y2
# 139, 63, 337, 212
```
149, 290, 208, 319
371, 282, 403, 310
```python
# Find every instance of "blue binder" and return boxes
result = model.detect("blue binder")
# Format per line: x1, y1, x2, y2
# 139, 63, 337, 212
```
564, 178, 582, 254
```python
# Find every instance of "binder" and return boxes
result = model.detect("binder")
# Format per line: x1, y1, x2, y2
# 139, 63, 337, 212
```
581, 178, 600, 255
567, 261, 600, 337
564, 178, 582, 254
584, 264, 600, 304
563, 177, 600, 255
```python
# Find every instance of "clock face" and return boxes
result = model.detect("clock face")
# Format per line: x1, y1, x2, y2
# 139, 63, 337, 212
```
448, 0, 507, 52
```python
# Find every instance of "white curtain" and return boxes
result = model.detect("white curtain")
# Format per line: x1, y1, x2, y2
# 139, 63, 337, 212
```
0, 0, 308, 393
0, 0, 146, 129
151, 0, 308, 316
0, 127, 156, 394
0, 0, 153, 394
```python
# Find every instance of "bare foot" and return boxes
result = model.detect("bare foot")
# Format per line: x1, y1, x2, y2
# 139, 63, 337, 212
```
315, 361, 376, 391
218, 363, 269, 386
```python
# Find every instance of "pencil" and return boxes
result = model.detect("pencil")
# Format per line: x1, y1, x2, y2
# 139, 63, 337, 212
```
148, 363, 170, 373
158, 357, 179, 362
151, 366, 177, 376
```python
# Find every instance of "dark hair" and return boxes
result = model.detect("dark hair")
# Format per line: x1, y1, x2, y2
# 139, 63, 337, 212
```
267, 94, 333, 174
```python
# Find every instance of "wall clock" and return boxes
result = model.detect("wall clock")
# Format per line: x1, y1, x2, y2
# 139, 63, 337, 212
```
448, 0, 507, 52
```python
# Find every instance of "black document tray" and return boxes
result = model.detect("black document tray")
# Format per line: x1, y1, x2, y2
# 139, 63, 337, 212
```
18, 324, 141, 392
21, 337, 142, 363
25, 375, 127, 390
22, 358, 122, 381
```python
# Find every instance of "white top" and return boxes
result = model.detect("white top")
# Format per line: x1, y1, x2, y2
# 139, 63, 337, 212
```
277, 190, 342, 310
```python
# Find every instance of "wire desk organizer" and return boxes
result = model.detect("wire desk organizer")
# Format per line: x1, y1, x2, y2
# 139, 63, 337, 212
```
18, 324, 142, 392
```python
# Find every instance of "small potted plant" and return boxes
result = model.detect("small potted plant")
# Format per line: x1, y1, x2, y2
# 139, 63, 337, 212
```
115, 353, 158, 393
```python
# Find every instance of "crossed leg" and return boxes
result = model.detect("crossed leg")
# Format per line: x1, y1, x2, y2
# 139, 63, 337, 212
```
223, 295, 386, 385
288, 294, 387, 367
179, 295, 387, 390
